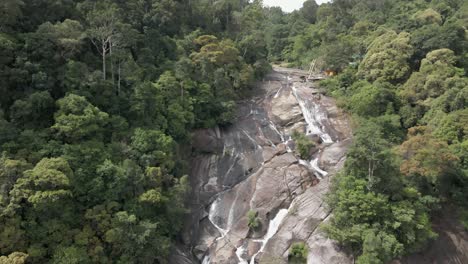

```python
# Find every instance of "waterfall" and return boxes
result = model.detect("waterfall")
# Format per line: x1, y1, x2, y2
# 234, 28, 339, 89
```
236, 245, 248, 264
202, 198, 227, 264
274, 86, 283, 98
249, 208, 289, 264
291, 86, 333, 144
202, 255, 210, 264
208, 197, 228, 239
269, 121, 285, 142
311, 157, 328, 177
205, 189, 243, 264
269, 121, 293, 153
200, 70, 341, 263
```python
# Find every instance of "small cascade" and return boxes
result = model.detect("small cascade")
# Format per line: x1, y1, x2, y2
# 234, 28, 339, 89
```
269, 121, 294, 153
249, 208, 289, 264
299, 159, 312, 169
289, 83, 333, 180
202, 197, 228, 264
202, 255, 210, 264
311, 157, 328, 178
274, 86, 283, 98
269, 121, 285, 142
208, 197, 228, 239
291, 86, 333, 144
205, 190, 243, 263
241, 129, 262, 150
298, 152, 328, 179
192, 67, 351, 264
236, 245, 248, 264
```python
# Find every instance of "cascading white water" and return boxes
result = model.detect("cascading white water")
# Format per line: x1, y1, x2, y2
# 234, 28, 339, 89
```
202, 255, 210, 264
311, 157, 328, 177
274, 86, 283, 98
202, 197, 228, 264
298, 158, 326, 179
208, 197, 228, 239
205, 189, 243, 264
269, 121, 294, 153
291, 86, 333, 144
236, 245, 248, 264
290, 83, 332, 180
204, 74, 336, 264
249, 208, 289, 264
269, 121, 285, 142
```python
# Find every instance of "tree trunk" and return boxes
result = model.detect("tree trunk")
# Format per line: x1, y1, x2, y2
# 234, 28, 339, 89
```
110, 43, 115, 87
118, 61, 121, 96
368, 152, 376, 190
102, 43, 106, 80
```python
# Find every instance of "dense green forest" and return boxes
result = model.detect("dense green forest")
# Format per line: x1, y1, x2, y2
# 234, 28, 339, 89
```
0, 0, 270, 263
263, 0, 467, 263
0, 0, 467, 263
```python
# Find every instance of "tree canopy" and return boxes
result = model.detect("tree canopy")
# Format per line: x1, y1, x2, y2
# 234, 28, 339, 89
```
0, 0, 467, 263
0, 0, 269, 262
266, 0, 467, 262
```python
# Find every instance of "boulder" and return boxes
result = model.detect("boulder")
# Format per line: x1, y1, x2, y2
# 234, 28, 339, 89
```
307, 230, 353, 264
285, 121, 306, 135
319, 139, 351, 170
271, 91, 304, 126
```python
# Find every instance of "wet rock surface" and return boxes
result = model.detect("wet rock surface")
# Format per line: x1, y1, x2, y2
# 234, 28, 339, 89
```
171, 67, 353, 264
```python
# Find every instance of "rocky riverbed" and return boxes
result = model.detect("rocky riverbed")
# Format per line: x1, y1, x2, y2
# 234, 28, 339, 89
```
171, 67, 353, 264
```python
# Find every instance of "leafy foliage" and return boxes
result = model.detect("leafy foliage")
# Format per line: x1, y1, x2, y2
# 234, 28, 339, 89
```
357, 31, 413, 84
265, 0, 468, 262
292, 131, 315, 159
247, 210, 260, 230
1, 0, 467, 262
288, 242, 308, 263
0, 0, 267, 263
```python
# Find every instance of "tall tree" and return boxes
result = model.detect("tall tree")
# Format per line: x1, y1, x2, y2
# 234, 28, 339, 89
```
300, 0, 319, 23
358, 31, 414, 84
83, 1, 121, 80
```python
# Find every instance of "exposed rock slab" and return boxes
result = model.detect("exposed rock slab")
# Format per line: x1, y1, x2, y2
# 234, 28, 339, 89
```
172, 67, 352, 264
271, 90, 304, 126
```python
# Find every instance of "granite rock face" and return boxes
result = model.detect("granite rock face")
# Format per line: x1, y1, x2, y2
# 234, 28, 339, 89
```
271, 90, 304, 126
171, 67, 353, 264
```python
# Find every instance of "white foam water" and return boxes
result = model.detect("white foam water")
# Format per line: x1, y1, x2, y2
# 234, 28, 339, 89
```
249, 208, 289, 264
310, 157, 328, 178
236, 245, 248, 264
208, 197, 228, 239
291, 86, 333, 144
202, 255, 210, 264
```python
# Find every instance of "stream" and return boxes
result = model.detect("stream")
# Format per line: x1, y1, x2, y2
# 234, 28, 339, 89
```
171, 67, 353, 264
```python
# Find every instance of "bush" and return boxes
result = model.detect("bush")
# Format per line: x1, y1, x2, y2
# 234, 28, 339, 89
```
288, 242, 308, 263
247, 210, 260, 230
292, 131, 315, 159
